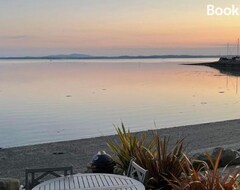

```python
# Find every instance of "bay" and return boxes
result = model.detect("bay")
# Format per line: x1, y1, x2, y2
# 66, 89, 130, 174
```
0, 58, 239, 148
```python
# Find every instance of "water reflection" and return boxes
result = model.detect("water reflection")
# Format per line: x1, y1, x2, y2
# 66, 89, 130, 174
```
203, 63, 240, 77
0, 58, 239, 147
214, 67, 240, 77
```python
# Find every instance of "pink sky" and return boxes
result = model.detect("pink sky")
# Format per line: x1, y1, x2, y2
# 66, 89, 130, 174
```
1, 0, 240, 56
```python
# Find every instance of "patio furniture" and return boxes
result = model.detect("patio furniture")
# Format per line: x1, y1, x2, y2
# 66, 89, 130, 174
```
25, 166, 73, 190
32, 173, 145, 190
127, 159, 149, 185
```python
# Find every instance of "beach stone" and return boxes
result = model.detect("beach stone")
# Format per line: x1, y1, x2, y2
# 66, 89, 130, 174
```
0, 178, 20, 190
212, 147, 240, 166
192, 147, 240, 167
52, 151, 64, 155
211, 147, 224, 163
113, 166, 124, 175
192, 152, 209, 163
231, 157, 240, 165
191, 152, 211, 169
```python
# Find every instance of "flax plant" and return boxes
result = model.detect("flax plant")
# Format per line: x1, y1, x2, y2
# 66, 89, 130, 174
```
166, 150, 240, 190
107, 124, 186, 190
107, 123, 155, 171
145, 135, 186, 189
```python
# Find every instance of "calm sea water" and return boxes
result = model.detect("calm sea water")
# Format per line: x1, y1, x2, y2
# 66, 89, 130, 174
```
0, 58, 240, 148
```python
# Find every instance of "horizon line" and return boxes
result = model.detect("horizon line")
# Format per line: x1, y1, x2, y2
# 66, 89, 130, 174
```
0, 54, 221, 60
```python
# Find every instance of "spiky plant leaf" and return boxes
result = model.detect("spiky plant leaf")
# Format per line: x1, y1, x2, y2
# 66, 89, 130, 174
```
166, 150, 240, 190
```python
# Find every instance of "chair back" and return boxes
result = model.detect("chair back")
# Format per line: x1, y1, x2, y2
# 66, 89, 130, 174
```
25, 166, 73, 190
127, 159, 148, 184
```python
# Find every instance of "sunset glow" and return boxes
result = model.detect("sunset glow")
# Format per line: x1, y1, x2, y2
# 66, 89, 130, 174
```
1, 0, 240, 56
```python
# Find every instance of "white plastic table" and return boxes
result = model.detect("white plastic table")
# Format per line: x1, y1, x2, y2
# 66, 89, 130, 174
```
32, 173, 145, 190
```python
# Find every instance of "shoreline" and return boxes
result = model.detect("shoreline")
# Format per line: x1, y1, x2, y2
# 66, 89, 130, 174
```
1, 119, 240, 183
184, 61, 240, 76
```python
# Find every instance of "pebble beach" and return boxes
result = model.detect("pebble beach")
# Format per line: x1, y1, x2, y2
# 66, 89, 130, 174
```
0, 119, 240, 184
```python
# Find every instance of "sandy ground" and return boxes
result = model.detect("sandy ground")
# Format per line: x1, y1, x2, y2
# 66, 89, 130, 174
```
0, 119, 240, 184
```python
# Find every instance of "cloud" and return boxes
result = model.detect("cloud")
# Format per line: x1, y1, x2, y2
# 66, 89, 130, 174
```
0, 35, 33, 40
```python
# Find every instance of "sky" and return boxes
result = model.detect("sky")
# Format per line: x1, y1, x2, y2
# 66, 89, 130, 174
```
1, 0, 240, 56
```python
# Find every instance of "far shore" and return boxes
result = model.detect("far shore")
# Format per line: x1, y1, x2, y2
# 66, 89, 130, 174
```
0, 119, 240, 183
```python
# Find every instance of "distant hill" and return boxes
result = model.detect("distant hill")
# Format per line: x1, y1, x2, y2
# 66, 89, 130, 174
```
0, 54, 219, 60
43, 53, 92, 59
